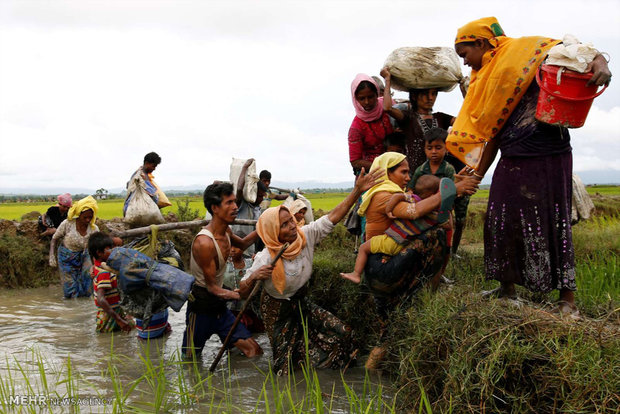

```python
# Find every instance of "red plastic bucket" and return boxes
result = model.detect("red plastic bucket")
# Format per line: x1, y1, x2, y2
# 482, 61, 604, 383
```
535, 64, 607, 128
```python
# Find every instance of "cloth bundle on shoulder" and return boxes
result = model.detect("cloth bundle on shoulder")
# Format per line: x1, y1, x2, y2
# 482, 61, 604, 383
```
547, 35, 598, 73
151, 178, 172, 208
230, 158, 259, 203
571, 174, 595, 223
106, 247, 194, 313
125, 175, 165, 227
384, 47, 464, 92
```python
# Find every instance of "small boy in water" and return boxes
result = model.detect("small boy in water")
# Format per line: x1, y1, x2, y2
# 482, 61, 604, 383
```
341, 175, 452, 284
88, 232, 133, 333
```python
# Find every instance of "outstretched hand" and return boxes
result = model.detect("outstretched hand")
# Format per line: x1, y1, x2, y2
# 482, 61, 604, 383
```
355, 168, 384, 193
454, 175, 479, 196
380, 67, 391, 80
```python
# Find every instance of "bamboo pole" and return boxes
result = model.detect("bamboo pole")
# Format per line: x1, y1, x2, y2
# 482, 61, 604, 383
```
209, 242, 289, 372
112, 219, 258, 238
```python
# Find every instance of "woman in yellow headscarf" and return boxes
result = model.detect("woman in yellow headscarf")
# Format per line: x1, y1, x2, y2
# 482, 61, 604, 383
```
352, 151, 477, 368
239, 167, 382, 375
449, 17, 611, 313
49, 195, 99, 298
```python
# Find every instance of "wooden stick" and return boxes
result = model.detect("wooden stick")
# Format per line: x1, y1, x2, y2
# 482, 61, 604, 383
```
112, 219, 258, 238
209, 242, 289, 372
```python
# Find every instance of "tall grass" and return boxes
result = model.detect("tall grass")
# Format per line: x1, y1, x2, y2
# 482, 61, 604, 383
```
0, 345, 396, 413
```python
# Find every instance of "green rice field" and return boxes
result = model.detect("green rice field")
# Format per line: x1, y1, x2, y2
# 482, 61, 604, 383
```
0, 193, 351, 221
0, 186, 618, 221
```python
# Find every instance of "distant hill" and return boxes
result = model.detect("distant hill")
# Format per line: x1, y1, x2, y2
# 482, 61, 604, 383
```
0, 180, 356, 196
1, 174, 617, 196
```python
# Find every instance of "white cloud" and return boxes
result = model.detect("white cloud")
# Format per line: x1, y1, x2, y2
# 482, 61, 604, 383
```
1, 0, 619, 191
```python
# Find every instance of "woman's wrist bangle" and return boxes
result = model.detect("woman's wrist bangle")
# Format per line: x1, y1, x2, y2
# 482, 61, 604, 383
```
599, 52, 610, 63
473, 172, 484, 179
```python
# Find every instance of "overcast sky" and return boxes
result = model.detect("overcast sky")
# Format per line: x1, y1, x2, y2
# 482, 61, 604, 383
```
1, 0, 618, 193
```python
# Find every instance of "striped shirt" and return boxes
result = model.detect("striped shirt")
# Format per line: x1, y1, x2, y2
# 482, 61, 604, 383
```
92, 260, 121, 309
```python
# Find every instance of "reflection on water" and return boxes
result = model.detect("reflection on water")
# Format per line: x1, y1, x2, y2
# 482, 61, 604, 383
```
0, 286, 389, 412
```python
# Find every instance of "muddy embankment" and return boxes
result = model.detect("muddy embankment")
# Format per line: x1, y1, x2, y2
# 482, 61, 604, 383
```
0, 212, 195, 289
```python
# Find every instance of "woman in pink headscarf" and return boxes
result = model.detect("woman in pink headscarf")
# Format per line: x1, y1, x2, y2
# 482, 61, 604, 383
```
39, 193, 72, 236
348, 72, 403, 175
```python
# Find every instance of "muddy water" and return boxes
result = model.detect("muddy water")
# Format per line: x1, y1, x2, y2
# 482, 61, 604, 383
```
0, 286, 388, 412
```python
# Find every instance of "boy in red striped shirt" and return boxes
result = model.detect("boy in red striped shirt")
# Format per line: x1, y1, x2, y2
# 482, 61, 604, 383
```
89, 232, 133, 333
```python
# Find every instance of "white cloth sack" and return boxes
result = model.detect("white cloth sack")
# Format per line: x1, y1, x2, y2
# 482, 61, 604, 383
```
125, 176, 165, 227
283, 193, 314, 224
230, 158, 259, 204
571, 174, 594, 223
547, 35, 598, 73
384, 47, 464, 92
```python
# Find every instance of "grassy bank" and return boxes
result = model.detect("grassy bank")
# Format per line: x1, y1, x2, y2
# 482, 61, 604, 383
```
306, 193, 619, 412
1, 192, 618, 412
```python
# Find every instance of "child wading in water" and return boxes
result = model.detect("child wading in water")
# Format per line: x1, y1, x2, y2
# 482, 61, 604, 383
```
341, 174, 455, 283
88, 232, 133, 333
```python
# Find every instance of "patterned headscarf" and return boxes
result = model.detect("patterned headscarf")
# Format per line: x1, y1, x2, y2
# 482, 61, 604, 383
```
256, 205, 307, 294
447, 17, 559, 169
67, 195, 98, 229
351, 73, 384, 122
455, 16, 505, 48
358, 152, 405, 217
57, 193, 72, 207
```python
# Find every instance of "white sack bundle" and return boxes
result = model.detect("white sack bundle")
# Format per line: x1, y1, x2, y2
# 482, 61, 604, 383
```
125, 176, 165, 227
230, 158, 259, 204
547, 35, 598, 73
384, 47, 464, 92
571, 174, 594, 224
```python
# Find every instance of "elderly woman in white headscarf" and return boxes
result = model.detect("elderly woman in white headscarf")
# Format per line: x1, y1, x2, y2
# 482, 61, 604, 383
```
288, 199, 308, 227
49, 195, 99, 298
239, 168, 382, 375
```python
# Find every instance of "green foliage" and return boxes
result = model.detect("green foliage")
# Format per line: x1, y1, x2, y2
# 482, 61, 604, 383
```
305, 196, 619, 412
0, 234, 56, 288
175, 198, 202, 222
0, 345, 395, 413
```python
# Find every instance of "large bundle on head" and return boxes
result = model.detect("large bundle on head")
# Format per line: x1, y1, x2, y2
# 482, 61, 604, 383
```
230, 158, 259, 203
384, 47, 464, 92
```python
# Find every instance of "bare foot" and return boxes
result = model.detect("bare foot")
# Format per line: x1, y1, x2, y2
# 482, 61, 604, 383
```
340, 271, 361, 284
557, 301, 580, 318
481, 284, 517, 300
365, 346, 386, 370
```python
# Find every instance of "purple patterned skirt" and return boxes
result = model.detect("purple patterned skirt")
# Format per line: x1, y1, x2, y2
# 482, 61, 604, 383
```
484, 152, 576, 292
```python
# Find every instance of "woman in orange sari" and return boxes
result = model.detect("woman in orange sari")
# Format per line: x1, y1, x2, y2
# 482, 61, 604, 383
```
448, 17, 611, 313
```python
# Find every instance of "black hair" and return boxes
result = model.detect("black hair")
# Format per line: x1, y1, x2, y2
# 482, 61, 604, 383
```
259, 170, 271, 180
408, 89, 424, 112
387, 159, 406, 174
424, 127, 448, 144
457, 38, 494, 49
408, 88, 440, 113
383, 132, 407, 151
355, 81, 378, 97
414, 174, 440, 198
144, 152, 161, 165
88, 232, 115, 260
203, 182, 234, 215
